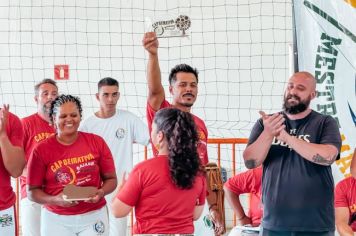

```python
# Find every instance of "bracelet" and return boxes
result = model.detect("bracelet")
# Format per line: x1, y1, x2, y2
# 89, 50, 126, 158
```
208, 203, 218, 211
237, 214, 246, 221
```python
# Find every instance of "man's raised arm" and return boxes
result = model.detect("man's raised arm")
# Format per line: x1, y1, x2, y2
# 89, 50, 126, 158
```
143, 32, 165, 110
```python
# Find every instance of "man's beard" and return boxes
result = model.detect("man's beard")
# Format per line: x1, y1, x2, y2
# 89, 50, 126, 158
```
179, 93, 195, 108
283, 95, 311, 114
179, 101, 194, 108
41, 103, 51, 115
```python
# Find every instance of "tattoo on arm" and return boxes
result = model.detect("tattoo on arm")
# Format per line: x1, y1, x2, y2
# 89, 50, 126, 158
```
312, 154, 335, 165
245, 160, 257, 169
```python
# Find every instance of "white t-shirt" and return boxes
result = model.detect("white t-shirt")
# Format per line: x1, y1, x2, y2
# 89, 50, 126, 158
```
79, 109, 150, 178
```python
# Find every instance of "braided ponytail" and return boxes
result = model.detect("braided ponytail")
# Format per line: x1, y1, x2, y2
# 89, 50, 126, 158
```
154, 108, 201, 189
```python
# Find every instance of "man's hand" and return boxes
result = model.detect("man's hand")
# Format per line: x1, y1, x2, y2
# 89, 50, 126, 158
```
276, 128, 291, 143
259, 111, 285, 137
210, 208, 225, 235
142, 32, 159, 55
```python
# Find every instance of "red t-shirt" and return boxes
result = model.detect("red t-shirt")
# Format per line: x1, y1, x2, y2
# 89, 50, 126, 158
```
0, 112, 23, 210
335, 177, 356, 232
224, 167, 263, 226
146, 100, 208, 165
117, 155, 206, 234
20, 113, 55, 199
27, 132, 115, 215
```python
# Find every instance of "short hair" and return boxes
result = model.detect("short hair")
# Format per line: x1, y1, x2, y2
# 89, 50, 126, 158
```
168, 64, 199, 85
98, 77, 119, 91
34, 79, 57, 95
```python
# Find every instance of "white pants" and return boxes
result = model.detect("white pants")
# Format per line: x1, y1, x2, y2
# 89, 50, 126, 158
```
105, 191, 128, 236
193, 202, 214, 236
21, 197, 42, 236
229, 226, 259, 236
42, 205, 109, 236
0, 205, 16, 236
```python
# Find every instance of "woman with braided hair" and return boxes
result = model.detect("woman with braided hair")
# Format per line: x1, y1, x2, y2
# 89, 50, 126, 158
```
111, 107, 206, 234
27, 94, 117, 236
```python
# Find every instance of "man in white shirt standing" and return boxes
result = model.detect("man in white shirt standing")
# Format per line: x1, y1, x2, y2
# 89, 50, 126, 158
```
80, 77, 150, 236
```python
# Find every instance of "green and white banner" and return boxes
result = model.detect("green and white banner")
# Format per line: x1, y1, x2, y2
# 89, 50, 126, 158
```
293, 0, 356, 179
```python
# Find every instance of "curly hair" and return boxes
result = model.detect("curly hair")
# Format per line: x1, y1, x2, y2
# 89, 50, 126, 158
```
168, 64, 199, 85
49, 94, 83, 125
154, 108, 201, 189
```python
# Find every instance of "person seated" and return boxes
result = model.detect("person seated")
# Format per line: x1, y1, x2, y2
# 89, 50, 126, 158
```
111, 108, 206, 235
335, 148, 356, 236
224, 166, 263, 235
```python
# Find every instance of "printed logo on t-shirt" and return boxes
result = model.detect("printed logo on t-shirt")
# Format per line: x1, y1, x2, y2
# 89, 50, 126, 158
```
93, 220, 105, 234
55, 166, 76, 185
197, 130, 208, 161
0, 214, 13, 227
51, 153, 96, 185
272, 130, 311, 149
76, 161, 96, 174
76, 161, 96, 185
197, 130, 206, 141
115, 128, 126, 139
34, 132, 54, 143
197, 141, 207, 159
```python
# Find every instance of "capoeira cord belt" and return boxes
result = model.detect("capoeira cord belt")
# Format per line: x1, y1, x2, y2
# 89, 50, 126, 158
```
205, 162, 226, 235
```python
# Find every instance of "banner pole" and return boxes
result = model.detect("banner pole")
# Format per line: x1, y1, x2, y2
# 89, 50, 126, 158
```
291, 0, 299, 73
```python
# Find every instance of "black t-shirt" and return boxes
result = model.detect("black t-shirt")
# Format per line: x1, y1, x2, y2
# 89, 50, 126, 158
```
248, 110, 342, 232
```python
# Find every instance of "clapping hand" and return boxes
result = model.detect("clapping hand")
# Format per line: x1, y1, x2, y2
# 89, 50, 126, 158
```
259, 111, 285, 138
0, 104, 9, 139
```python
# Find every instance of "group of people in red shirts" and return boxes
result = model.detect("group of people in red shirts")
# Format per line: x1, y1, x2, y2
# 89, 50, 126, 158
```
0, 31, 354, 236
0, 31, 224, 236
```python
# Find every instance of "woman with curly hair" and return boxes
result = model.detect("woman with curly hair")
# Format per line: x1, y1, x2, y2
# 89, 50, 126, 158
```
111, 107, 206, 234
27, 94, 117, 236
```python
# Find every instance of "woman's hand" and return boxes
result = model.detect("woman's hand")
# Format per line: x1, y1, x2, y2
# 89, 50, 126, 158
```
52, 193, 79, 207
85, 188, 105, 204
237, 215, 252, 226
